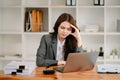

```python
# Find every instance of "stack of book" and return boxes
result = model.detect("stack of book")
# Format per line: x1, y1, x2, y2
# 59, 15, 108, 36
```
4, 61, 36, 75
24, 9, 43, 32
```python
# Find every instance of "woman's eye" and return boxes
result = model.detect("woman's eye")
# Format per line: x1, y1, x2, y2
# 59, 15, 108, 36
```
60, 26, 65, 29
67, 28, 71, 31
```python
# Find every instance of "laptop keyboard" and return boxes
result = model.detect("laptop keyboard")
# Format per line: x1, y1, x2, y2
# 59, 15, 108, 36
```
53, 67, 64, 72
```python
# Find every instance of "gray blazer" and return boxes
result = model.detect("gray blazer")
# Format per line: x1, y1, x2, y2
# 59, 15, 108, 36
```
36, 34, 82, 67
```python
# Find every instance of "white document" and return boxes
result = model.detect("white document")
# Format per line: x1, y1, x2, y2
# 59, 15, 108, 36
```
97, 64, 120, 73
4, 61, 36, 75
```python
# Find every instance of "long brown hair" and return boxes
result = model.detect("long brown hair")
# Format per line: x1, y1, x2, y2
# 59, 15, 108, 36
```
52, 13, 80, 60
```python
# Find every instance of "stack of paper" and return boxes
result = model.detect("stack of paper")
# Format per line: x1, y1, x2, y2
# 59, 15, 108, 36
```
97, 64, 120, 73
84, 25, 99, 32
4, 61, 36, 75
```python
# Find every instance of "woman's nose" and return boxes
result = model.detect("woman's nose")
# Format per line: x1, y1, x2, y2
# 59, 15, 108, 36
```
63, 29, 67, 33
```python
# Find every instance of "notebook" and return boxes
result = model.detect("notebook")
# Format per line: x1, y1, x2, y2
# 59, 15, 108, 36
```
54, 52, 99, 73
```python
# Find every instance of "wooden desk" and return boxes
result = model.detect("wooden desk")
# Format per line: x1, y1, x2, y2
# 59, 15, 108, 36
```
0, 67, 120, 80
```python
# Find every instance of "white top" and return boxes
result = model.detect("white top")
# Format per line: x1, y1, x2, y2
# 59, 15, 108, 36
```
56, 37, 65, 61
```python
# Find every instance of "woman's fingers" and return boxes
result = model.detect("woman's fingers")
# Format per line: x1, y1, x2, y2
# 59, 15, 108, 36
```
70, 24, 78, 31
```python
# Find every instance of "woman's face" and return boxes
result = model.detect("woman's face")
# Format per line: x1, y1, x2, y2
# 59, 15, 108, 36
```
58, 21, 72, 41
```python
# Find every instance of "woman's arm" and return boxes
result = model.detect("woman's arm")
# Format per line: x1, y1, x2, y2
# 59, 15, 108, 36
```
36, 35, 58, 67
70, 25, 82, 47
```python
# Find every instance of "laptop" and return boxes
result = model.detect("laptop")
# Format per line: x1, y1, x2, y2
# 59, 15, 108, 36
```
54, 52, 99, 73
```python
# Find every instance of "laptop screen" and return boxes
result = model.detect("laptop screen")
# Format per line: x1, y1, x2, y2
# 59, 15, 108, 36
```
54, 52, 99, 73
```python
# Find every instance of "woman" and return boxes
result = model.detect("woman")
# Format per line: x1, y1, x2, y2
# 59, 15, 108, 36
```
36, 13, 82, 67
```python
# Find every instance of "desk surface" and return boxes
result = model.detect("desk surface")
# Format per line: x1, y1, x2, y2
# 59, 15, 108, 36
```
0, 67, 120, 80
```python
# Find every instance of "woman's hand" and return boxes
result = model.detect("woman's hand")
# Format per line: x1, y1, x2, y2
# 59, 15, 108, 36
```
70, 24, 82, 47
57, 61, 66, 66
